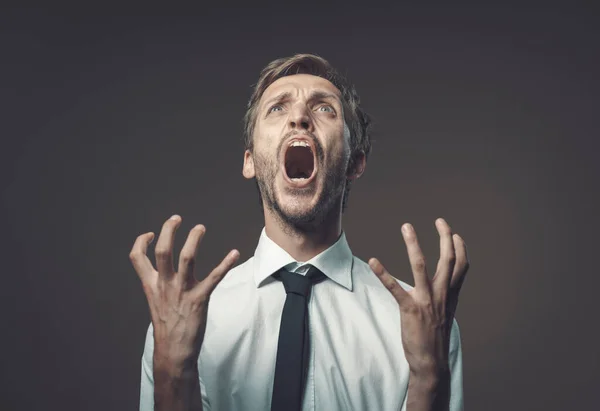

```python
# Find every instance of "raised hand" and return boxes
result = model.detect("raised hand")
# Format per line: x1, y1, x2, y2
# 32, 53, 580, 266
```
369, 218, 470, 379
129, 214, 240, 373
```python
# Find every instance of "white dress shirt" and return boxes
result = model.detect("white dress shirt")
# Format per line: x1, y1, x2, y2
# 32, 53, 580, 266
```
140, 227, 464, 411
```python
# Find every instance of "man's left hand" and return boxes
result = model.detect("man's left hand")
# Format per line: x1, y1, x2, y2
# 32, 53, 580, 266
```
369, 218, 470, 379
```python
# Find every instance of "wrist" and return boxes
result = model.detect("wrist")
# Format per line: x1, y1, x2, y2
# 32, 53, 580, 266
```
407, 368, 451, 411
153, 350, 199, 379
409, 366, 450, 391
409, 370, 450, 390
152, 354, 202, 411
409, 355, 449, 376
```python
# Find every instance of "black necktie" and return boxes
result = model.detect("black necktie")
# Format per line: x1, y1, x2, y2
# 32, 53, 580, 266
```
270, 265, 326, 411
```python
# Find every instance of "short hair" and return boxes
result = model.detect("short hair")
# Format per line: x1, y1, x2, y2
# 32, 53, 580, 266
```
243, 53, 372, 212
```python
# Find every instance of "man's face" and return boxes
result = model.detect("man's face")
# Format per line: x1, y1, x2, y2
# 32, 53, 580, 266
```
243, 74, 354, 227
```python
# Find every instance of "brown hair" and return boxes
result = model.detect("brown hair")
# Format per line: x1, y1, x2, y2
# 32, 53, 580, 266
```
243, 53, 372, 212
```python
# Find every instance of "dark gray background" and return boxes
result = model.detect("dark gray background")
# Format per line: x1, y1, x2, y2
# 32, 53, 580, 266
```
1, 3, 598, 410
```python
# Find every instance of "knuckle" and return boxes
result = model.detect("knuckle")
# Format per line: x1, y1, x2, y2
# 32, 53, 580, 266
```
155, 247, 170, 258
446, 253, 456, 264
414, 258, 426, 271
420, 299, 434, 311
403, 301, 419, 314
386, 278, 398, 291
180, 252, 195, 265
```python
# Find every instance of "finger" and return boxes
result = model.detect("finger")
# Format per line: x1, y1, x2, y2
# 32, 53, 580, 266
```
191, 249, 240, 301
368, 257, 410, 305
154, 214, 182, 278
432, 218, 456, 295
177, 224, 206, 282
450, 234, 470, 291
401, 223, 430, 292
129, 232, 157, 281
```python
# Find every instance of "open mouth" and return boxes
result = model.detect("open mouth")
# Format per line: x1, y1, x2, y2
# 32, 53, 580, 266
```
282, 138, 317, 186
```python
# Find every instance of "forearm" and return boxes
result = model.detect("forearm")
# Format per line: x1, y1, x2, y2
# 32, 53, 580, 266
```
406, 370, 451, 411
153, 357, 203, 411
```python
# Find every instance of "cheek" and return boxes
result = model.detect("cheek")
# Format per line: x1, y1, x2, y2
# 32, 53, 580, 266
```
254, 129, 279, 153
254, 149, 280, 178
255, 117, 286, 140
326, 130, 351, 160
322, 147, 347, 174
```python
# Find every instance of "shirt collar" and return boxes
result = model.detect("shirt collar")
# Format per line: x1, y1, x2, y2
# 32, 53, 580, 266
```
253, 226, 353, 291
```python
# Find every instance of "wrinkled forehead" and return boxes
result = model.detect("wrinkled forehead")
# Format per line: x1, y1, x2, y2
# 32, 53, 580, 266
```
260, 74, 342, 104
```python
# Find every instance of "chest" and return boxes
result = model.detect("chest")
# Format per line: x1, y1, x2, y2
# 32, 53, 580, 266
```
200, 281, 410, 410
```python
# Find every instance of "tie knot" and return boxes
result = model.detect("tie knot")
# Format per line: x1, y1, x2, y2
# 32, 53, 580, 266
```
274, 266, 326, 298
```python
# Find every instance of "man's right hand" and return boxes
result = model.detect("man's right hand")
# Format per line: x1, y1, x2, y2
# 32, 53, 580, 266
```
129, 214, 239, 405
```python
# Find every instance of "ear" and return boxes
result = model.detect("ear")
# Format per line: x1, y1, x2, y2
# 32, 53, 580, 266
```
242, 149, 256, 179
346, 150, 366, 181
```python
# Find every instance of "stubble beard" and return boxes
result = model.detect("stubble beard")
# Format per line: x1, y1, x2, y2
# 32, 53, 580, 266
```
253, 149, 348, 231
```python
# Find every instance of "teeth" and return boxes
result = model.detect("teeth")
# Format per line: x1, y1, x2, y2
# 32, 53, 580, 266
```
290, 141, 310, 148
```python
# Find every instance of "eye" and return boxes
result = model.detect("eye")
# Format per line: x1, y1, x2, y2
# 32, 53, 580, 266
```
317, 104, 335, 113
267, 104, 283, 114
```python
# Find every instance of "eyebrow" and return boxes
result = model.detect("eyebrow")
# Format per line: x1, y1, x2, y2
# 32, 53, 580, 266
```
262, 90, 342, 110
263, 91, 293, 109
307, 91, 341, 104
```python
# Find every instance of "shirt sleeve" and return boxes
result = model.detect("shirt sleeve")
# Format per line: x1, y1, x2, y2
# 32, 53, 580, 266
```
139, 322, 211, 411
448, 318, 464, 411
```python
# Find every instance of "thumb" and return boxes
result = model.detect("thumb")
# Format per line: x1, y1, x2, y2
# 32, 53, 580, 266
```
191, 249, 240, 301
369, 258, 410, 306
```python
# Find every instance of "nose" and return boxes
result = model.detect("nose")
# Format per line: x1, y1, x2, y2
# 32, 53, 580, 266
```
288, 103, 313, 132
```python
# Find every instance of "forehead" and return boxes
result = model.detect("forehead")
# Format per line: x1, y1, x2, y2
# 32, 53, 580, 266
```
261, 73, 342, 101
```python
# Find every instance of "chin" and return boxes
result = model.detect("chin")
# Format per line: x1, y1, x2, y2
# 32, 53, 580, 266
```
272, 186, 334, 228
277, 192, 317, 215
283, 200, 317, 218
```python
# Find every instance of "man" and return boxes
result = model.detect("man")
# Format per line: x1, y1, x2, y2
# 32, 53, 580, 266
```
130, 53, 470, 411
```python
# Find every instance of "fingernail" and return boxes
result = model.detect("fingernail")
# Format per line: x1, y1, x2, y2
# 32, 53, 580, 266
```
170, 214, 180, 220
402, 224, 410, 234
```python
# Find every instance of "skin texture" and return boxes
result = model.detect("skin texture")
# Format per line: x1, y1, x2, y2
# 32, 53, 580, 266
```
129, 216, 240, 411
369, 219, 470, 410
242, 74, 366, 262
130, 73, 470, 411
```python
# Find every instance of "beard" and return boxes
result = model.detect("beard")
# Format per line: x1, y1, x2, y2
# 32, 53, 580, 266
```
253, 136, 348, 230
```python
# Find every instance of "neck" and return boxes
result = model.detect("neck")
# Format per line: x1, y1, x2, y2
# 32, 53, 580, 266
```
263, 202, 343, 262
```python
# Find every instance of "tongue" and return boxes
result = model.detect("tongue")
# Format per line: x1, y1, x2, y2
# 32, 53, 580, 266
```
290, 166, 309, 179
